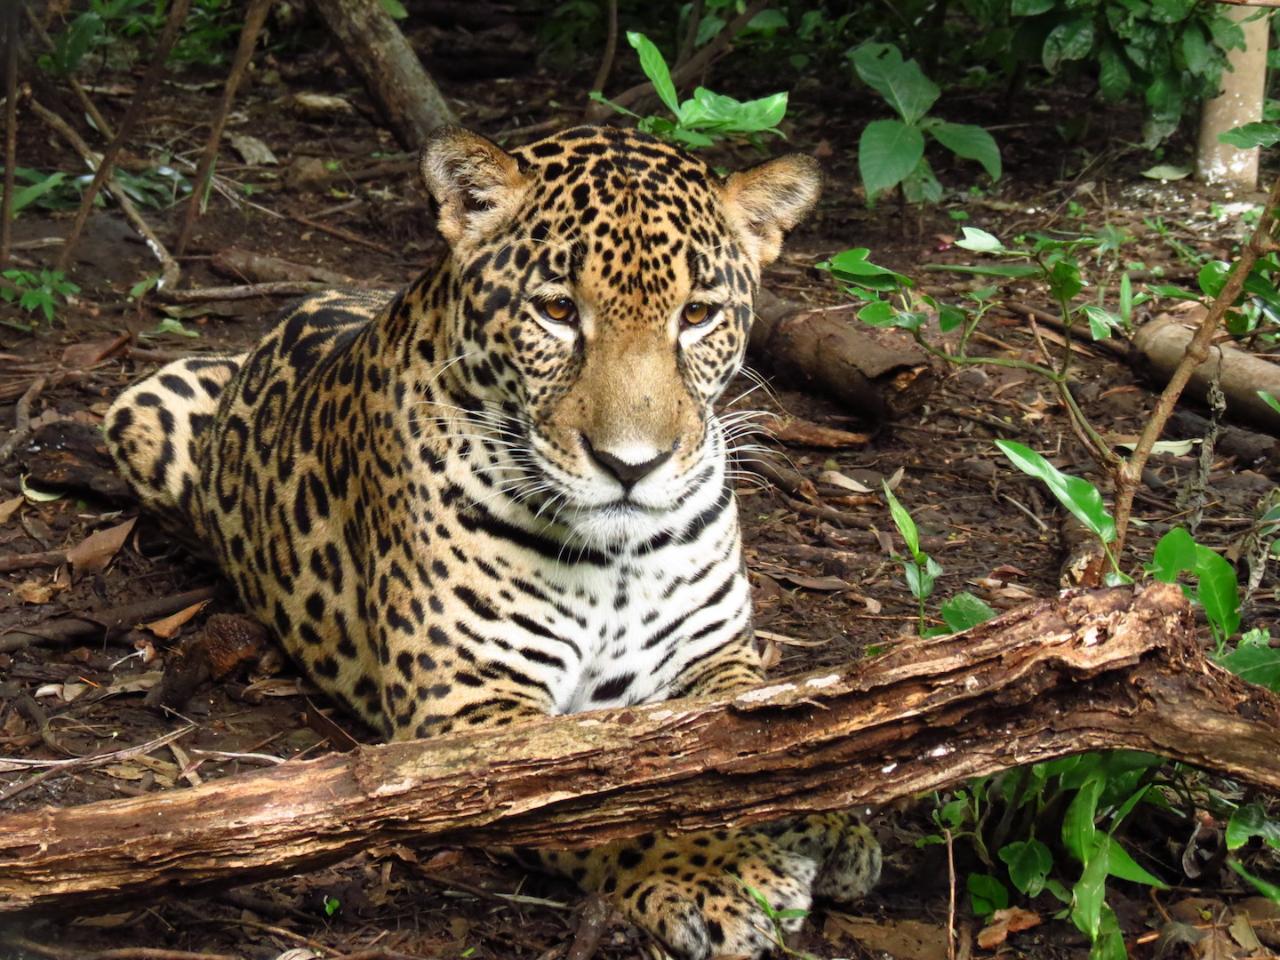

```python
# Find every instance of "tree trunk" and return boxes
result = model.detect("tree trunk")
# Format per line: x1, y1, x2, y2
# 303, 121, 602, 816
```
2, 585, 1278, 914
1196, 4, 1269, 188
751, 289, 937, 421
309, 0, 456, 149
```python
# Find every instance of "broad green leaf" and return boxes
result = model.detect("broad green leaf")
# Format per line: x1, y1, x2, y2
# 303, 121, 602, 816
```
1221, 123, 1280, 150
1090, 907, 1127, 960
1149, 0, 1196, 23
857, 300, 898, 326
1097, 44, 1131, 101
1217, 629, 1280, 691
1140, 164, 1191, 181
627, 33, 680, 117
929, 263, 1040, 279
1043, 17, 1096, 73
1181, 23, 1210, 76
1226, 803, 1280, 851
1119, 273, 1133, 324
966, 873, 1009, 918
1071, 840, 1109, 940
902, 156, 943, 205
848, 43, 939, 126
1230, 860, 1280, 903
1148, 527, 1197, 583
999, 839, 1053, 897
995, 441, 1116, 543
378, 0, 408, 17
940, 592, 996, 632
9, 172, 68, 215
1259, 391, 1280, 416
819, 248, 912, 290
1104, 836, 1166, 887
858, 119, 925, 202
937, 304, 967, 333
1011, 0, 1054, 14
1082, 305, 1121, 341
926, 122, 1002, 180
1063, 774, 1104, 862
1194, 544, 1241, 640
954, 227, 1003, 253
883, 482, 921, 559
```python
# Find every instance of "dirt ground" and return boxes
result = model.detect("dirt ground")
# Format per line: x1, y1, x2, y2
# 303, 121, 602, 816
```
2, 9, 1279, 960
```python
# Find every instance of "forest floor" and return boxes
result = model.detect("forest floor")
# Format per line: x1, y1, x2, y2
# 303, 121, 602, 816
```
1, 11, 1279, 960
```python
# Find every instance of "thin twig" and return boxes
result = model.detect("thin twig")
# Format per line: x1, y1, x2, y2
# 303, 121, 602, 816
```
288, 210, 397, 257
0, 374, 45, 465
0, 938, 234, 960
174, 0, 273, 256
160, 280, 333, 302
0, 3, 18, 271
23, 5, 116, 140
587, 0, 618, 99
1112, 175, 1280, 554
55, 0, 191, 274
29, 98, 180, 290
944, 828, 957, 960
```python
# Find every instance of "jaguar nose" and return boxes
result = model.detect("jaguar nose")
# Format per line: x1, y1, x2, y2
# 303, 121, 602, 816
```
581, 436, 675, 490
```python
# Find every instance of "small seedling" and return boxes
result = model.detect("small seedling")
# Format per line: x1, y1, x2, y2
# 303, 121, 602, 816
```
1, 269, 80, 329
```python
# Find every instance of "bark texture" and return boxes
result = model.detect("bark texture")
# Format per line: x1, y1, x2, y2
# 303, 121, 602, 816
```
751, 289, 937, 421
309, 0, 456, 148
1, 584, 1278, 915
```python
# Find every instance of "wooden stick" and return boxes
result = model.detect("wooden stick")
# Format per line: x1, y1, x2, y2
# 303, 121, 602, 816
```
1, 585, 1277, 915
55, 0, 191, 274
29, 99, 180, 291
0, 3, 18, 272
174, 0, 272, 257
0, 586, 218, 654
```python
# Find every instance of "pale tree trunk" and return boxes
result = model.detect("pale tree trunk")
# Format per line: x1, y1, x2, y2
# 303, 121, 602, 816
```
1197, 4, 1270, 188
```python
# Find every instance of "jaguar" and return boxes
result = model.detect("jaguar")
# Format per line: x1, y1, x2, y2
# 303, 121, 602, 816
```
106, 124, 880, 958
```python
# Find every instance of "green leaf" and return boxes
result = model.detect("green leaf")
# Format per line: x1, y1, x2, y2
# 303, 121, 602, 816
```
927, 122, 1002, 180
883, 482, 921, 559
1220, 122, 1280, 150
954, 227, 1003, 252
819, 248, 912, 290
1082, 305, 1121, 341
1181, 23, 1210, 76
1063, 774, 1104, 863
377, 0, 408, 18
8, 172, 68, 216
1148, 527, 1197, 583
857, 300, 898, 326
1043, 17, 1096, 73
1230, 860, 1280, 903
1194, 545, 1240, 641
1140, 164, 1191, 181
999, 839, 1053, 897
1097, 44, 1131, 101
966, 873, 1009, 918
627, 33, 680, 117
1226, 803, 1280, 851
1261, 391, 1280, 416
1119, 273, 1133, 325
858, 119, 925, 202
1071, 840, 1109, 940
1011, 0, 1054, 14
1217, 629, 1280, 691
940, 592, 997, 632
995, 441, 1116, 543
902, 156, 943, 205
937, 304, 967, 333
1090, 906, 1127, 960
1104, 836, 1166, 887
848, 43, 939, 126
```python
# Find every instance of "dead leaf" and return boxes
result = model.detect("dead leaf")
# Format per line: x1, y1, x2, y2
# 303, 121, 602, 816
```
977, 907, 1041, 949
142, 599, 211, 640
35, 680, 89, 702
228, 132, 278, 165
71, 912, 138, 928
1230, 912, 1263, 952
60, 334, 128, 370
15, 578, 66, 604
1238, 898, 1280, 947
104, 671, 163, 696
0, 494, 22, 525
818, 469, 873, 494
825, 913, 950, 960
66, 517, 136, 577
763, 569, 850, 592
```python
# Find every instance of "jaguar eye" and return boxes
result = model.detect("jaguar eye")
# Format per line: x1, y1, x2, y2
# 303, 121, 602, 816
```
682, 302, 719, 329
537, 296, 578, 326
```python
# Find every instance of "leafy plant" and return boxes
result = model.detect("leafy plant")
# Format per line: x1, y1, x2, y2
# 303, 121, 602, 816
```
590, 32, 788, 148
882, 482, 942, 635
0, 168, 82, 217
848, 42, 1000, 204
1, 269, 80, 329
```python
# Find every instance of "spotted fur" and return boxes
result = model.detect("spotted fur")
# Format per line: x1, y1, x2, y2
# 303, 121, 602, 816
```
106, 125, 879, 958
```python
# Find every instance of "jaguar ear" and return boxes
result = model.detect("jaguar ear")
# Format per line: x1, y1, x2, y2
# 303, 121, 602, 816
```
720, 154, 821, 270
420, 127, 529, 248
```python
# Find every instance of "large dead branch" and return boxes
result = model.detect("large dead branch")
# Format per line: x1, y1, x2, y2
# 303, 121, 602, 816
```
1, 584, 1278, 915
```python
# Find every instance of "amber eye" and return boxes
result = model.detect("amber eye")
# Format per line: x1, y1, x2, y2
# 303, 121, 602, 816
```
537, 296, 578, 326
682, 302, 718, 329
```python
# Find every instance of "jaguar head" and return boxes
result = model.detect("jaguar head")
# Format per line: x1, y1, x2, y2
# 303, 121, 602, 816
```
419, 125, 820, 547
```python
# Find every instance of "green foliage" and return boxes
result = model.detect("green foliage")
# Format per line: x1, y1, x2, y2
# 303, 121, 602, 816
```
995, 441, 1117, 547
39, 0, 240, 74
848, 43, 1000, 203
1147, 527, 1241, 650
590, 33, 788, 148
882, 482, 943, 635
0, 168, 83, 216
1, 269, 80, 330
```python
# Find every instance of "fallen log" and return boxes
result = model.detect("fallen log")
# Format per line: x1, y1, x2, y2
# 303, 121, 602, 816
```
1, 584, 1277, 914
751, 289, 937, 420
1134, 310, 1280, 435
